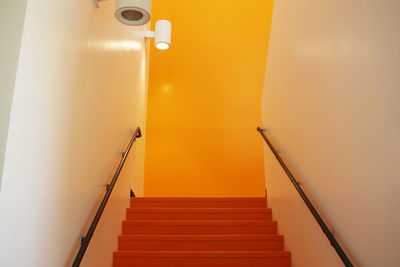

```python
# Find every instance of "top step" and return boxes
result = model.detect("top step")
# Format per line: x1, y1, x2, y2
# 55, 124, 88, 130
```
130, 197, 267, 208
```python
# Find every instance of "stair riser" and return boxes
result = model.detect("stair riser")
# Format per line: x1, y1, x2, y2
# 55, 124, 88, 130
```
126, 211, 272, 221
113, 257, 291, 267
122, 225, 277, 235
118, 240, 284, 251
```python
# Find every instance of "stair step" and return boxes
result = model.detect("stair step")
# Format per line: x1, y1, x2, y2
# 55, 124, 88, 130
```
115, 197, 290, 266
118, 234, 284, 251
131, 197, 267, 208
122, 220, 278, 235
113, 251, 291, 267
126, 208, 272, 220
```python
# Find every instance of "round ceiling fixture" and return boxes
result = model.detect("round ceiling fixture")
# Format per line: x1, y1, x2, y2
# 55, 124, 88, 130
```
115, 0, 151, 26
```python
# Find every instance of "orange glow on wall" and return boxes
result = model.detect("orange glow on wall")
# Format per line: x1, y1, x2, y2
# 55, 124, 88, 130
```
144, 0, 274, 196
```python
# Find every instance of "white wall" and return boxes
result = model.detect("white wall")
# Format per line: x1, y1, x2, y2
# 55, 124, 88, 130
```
0, 0, 148, 266
0, 0, 28, 189
262, 0, 400, 266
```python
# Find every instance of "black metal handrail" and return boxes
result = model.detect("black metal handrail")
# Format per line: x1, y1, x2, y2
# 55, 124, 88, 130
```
257, 127, 353, 267
72, 127, 142, 267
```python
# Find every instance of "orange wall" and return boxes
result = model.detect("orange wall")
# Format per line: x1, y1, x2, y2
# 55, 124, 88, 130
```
144, 0, 273, 197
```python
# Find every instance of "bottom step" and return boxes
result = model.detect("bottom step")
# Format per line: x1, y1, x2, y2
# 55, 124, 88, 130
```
113, 251, 291, 267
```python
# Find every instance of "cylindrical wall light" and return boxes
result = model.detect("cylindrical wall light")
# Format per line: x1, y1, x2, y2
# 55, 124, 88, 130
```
115, 0, 152, 26
155, 20, 172, 50
144, 20, 172, 50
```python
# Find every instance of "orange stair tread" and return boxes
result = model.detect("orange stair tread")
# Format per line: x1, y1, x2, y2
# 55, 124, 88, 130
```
131, 197, 267, 202
114, 251, 291, 258
127, 208, 271, 212
122, 220, 277, 225
118, 234, 283, 241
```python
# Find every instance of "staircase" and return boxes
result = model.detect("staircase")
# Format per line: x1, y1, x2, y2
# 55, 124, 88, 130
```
113, 197, 291, 266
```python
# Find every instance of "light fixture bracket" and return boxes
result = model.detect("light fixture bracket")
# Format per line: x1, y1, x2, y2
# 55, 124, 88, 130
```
144, 30, 155, 39
94, 0, 107, 8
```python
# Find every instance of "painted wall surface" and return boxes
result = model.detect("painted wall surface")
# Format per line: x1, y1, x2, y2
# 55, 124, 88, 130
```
0, 0, 28, 189
0, 0, 148, 266
144, 0, 273, 197
262, 0, 400, 266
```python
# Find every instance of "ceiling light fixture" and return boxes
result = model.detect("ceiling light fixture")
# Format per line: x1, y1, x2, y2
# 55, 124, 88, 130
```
114, 0, 152, 26
96, 0, 171, 50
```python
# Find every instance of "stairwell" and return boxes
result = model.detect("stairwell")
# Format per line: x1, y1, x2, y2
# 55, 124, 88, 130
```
113, 197, 291, 266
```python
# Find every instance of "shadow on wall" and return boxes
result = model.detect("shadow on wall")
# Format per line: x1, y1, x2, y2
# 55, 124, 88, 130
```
0, 0, 28, 191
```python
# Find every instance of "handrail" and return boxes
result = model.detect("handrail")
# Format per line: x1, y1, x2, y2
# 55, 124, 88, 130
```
72, 127, 142, 267
257, 127, 353, 267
